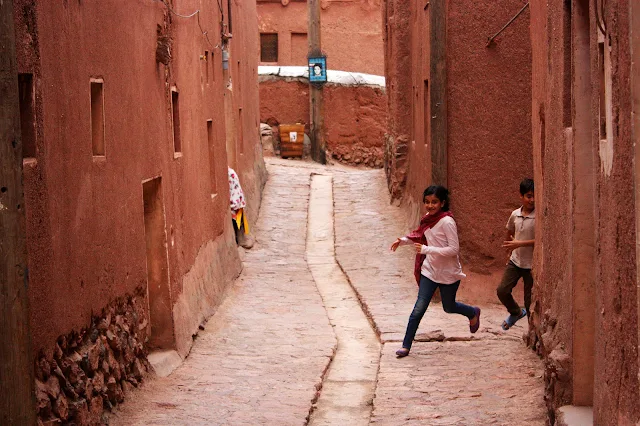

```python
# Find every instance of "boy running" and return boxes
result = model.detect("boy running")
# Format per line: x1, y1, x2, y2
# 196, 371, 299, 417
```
497, 178, 535, 330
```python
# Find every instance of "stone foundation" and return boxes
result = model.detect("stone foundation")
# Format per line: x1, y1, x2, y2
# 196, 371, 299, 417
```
35, 288, 150, 425
383, 133, 408, 202
329, 144, 383, 168
526, 306, 572, 426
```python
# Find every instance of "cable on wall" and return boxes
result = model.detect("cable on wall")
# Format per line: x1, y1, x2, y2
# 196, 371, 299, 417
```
155, 0, 219, 50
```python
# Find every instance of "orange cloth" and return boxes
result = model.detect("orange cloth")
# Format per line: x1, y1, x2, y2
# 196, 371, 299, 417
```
232, 208, 250, 234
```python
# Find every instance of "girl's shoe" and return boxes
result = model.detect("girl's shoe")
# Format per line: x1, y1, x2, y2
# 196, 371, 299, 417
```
501, 308, 527, 330
395, 348, 410, 358
470, 307, 481, 334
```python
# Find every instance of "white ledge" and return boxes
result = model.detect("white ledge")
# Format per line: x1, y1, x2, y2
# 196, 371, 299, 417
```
258, 66, 386, 88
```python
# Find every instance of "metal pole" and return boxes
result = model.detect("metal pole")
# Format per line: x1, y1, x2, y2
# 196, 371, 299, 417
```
0, 0, 36, 424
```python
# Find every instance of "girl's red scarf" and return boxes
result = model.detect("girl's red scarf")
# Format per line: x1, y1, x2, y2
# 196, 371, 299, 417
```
404, 210, 453, 285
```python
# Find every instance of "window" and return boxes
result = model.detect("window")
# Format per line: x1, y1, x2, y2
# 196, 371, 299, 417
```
171, 88, 181, 154
204, 51, 210, 84
410, 85, 417, 144
18, 74, 36, 159
207, 120, 217, 196
237, 60, 242, 100
291, 33, 308, 65
237, 108, 244, 155
90, 79, 105, 157
260, 33, 278, 63
598, 33, 612, 143
562, 0, 572, 127
423, 79, 429, 147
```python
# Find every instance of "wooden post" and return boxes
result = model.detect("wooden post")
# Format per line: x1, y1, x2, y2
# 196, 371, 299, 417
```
430, 0, 447, 186
0, 0, 36, 424
308, 0, 326, 164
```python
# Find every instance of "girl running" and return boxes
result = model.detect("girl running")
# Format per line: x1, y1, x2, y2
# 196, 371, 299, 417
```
390, 185, 481, 357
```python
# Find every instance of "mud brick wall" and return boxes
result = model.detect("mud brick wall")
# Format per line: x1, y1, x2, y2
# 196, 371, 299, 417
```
259, 77, 387, 168
529, 0, 640, 423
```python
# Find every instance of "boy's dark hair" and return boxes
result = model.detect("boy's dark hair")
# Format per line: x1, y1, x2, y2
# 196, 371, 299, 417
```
423, 185, 450, 211
520, 178, 534, 195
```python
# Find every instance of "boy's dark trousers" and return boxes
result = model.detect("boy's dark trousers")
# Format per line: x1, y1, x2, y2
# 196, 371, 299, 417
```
497, 261, 533, 316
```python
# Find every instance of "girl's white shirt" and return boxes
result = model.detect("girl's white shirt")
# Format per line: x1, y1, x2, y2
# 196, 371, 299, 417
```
400, 216, 466, 285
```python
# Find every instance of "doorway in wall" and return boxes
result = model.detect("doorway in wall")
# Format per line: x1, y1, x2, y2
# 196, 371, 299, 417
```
142, 177, 174, 349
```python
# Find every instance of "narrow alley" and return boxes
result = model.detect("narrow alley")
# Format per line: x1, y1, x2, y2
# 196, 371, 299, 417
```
110, 159, 545, 425
6, 1, 640, 425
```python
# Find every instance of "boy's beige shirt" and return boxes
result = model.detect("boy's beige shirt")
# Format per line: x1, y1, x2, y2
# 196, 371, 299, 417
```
507, 207, 535, 269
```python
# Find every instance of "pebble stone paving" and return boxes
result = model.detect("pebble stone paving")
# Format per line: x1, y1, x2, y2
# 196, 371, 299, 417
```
111, 158, 546, 425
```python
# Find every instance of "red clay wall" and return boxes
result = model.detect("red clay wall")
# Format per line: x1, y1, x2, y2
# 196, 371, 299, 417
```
259, 76, 387, 167
445, 1, 532, 280
591, 1, 639, 423
257, 0, 383, 76
324, 84, 386, 167
529, 0, 640, 423
382, 0, 412, 200
259, 78, 310, 129
386, 0, 532, 297
14, 1, 265, 421
528, 1, 575, 418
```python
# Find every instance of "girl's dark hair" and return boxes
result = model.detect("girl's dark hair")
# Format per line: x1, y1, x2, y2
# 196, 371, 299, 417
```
423, 185, 450, 211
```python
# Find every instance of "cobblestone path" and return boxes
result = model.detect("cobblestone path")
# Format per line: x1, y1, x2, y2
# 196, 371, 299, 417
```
332, 167, 546, 425
111, 159, 546, 425
111, 162, 336, 425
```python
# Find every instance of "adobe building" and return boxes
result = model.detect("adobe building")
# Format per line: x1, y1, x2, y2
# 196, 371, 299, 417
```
12, 0, 265, 423
257, 1, 386, 167
528, 0, 640, 423
256, 0, 384, 76
383, 0, 532, 298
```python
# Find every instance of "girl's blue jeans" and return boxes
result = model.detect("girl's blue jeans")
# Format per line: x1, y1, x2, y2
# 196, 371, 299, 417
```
402, 275, 476, 350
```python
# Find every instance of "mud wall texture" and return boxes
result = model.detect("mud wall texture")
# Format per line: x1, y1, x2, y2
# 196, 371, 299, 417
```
259, 76, 387, 167
527, 1, 575, 420
257, 0, 383, 75
529, 0, 640, 423
13, 0, 265, 422
444, 0, 532, 276
384, 0, 532, 282
382, 0, 412, 200
259, 78, 310, 129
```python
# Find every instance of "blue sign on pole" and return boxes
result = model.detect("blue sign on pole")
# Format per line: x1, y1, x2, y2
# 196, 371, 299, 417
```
308, 56, 327, 84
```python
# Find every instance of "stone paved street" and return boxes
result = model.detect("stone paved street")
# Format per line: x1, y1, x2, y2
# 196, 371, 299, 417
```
110, 159, 545, 425
110, 162, 336, 425
332, 167, 545, 425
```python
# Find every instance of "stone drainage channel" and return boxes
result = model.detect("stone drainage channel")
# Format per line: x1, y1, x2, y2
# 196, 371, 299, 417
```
306, 173, 381, 425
